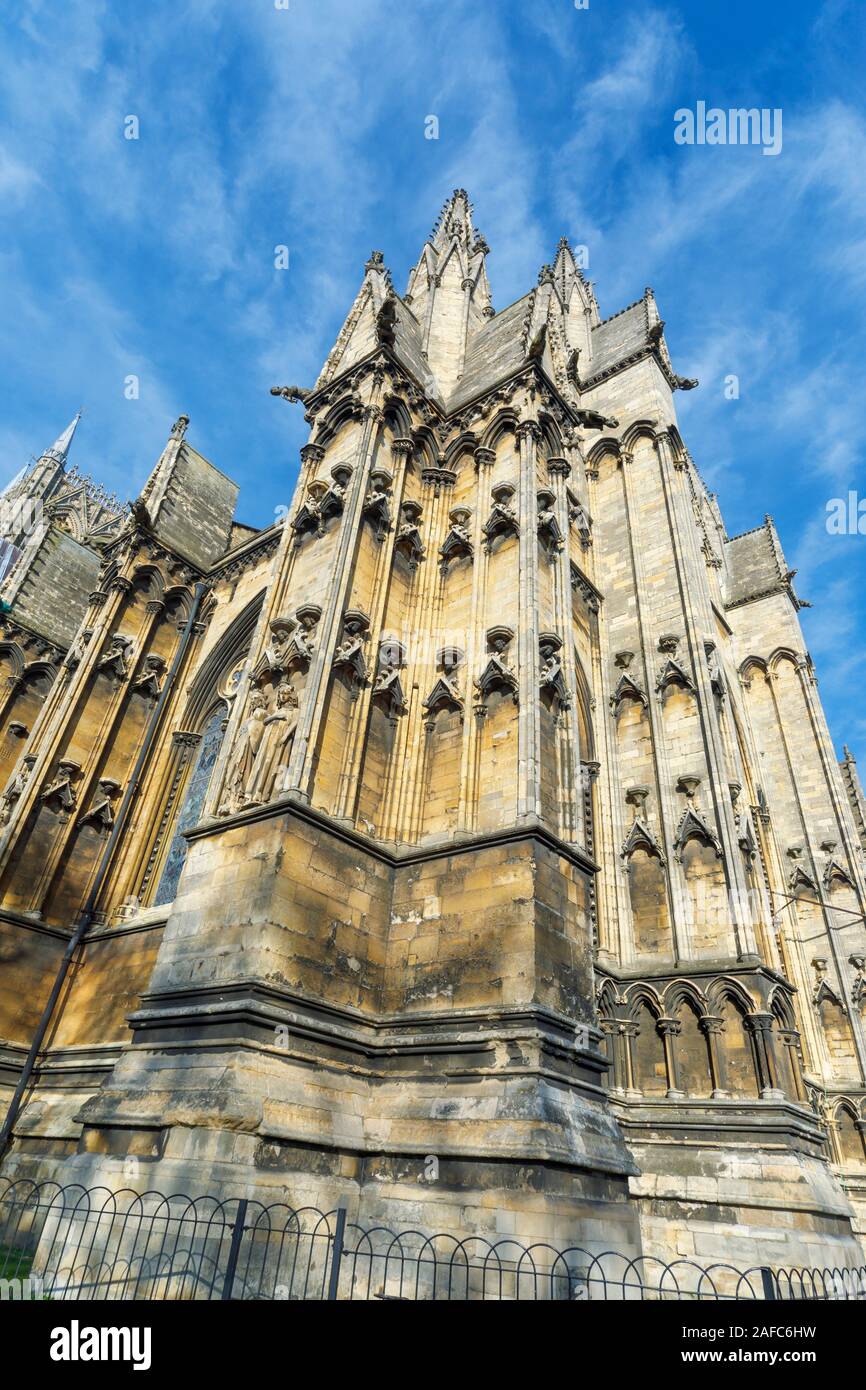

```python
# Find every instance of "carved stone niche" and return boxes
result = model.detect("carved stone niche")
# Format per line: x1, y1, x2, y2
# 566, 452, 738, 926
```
539, 632, 570, 714
262, 616, 297, 678
474, 626, 518, 716
63, 627, 93, 672
291, 479, 329, 541
79, 777, 123, 834
610, 649, 648, 712
536, 489, 563, 555
850, 954, 866, 1012
440, 506, 473, 571
96, 633, 134, 683
394, 499, 425, 569
332, 610, 370, 697
482, 482, 519, 551
40, 759, 82, 819
362, 468, 392, 541
372, 636, 408, 723
319, 463, 353, 525
656, 633, 695, 694
0, 753, 36, 826
132, 654, 166, 700
568, 489, 592, 547
289, 604, 321, 673
422, 646, 464, 730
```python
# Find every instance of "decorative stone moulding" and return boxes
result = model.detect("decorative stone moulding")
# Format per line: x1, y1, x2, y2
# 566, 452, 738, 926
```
621, 807, 667, 865
610, 672, 648, 712
482, 482, 519, 551
811, 958, 845, 1008
673, 805, 722, 862
421, 459, 458, 490
5, 722, 28, 739
440, 506, 474, 570
625, 785, 651, 816
547, 455, 570, 478
474, 626, 518, 714
823, 856, 856, 891
570, 562, 601, 613
656, 648, 695, 694
676, 774, 702, 802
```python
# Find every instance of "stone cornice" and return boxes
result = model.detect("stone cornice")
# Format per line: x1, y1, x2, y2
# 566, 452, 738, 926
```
185, 788, 598, 876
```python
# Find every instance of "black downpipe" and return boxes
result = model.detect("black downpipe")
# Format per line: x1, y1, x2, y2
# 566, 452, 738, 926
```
0, 580, 207, 1158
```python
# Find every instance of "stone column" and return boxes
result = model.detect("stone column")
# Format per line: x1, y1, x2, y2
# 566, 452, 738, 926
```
700, 1014, 728, 1098
516, 417, 542, 824
746, 1011, 785, 1100
658, 1016, 685, 1098
620, 1019, 641, 1098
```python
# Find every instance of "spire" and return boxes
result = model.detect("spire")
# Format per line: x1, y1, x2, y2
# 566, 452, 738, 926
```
404, 190, 493, 398
40, 412, 81, 468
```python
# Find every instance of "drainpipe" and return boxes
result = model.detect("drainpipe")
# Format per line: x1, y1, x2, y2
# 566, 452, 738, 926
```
0, 580, 207, 1158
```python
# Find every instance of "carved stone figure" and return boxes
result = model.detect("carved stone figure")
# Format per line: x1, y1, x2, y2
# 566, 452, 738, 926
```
219, 690, 267, 814
245, 681, 300, 805
96, 633, 133, 682
0, 754, 35, 827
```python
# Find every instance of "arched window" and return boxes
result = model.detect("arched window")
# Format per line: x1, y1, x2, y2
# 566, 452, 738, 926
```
835, 1106, 866, 1167
675, 999, 713, 1098
718, 996, 759, 1098
632, 1002, 666, 1095
154, 708, 226, 906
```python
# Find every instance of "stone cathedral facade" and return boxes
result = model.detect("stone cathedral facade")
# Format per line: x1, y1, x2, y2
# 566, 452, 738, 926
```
1, 191, 865, 1268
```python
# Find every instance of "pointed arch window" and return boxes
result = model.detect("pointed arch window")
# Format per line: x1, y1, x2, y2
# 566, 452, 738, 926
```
153, 709, 226, 906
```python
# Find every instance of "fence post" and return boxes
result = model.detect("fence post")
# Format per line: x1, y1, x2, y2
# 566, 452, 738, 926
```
760, 1267, 777, 1301
220, 1198, 249, 1301
327, 1206, 347, 1301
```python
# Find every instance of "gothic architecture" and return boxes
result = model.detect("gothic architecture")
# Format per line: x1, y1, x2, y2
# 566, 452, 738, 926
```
1, 191, 865, 1269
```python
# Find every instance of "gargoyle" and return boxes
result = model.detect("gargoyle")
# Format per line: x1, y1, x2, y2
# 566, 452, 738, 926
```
270, 385, 312, 403
575, 408, 619, 431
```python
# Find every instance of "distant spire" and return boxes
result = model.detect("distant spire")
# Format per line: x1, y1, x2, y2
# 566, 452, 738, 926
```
40, 412, 82, 468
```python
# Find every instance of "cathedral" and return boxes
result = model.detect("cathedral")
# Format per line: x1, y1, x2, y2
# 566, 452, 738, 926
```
1, 190, 865, 1270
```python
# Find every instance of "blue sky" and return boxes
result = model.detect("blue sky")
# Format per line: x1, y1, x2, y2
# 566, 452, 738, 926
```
1, 0, 865, 762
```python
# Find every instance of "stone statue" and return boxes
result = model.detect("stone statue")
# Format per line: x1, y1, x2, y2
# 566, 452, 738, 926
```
245, 681, 299, 805
219, 690, 267, 814
0, 756, 34, 827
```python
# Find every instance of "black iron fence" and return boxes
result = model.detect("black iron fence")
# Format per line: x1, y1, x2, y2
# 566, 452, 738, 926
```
0, 1178, 864, 1301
